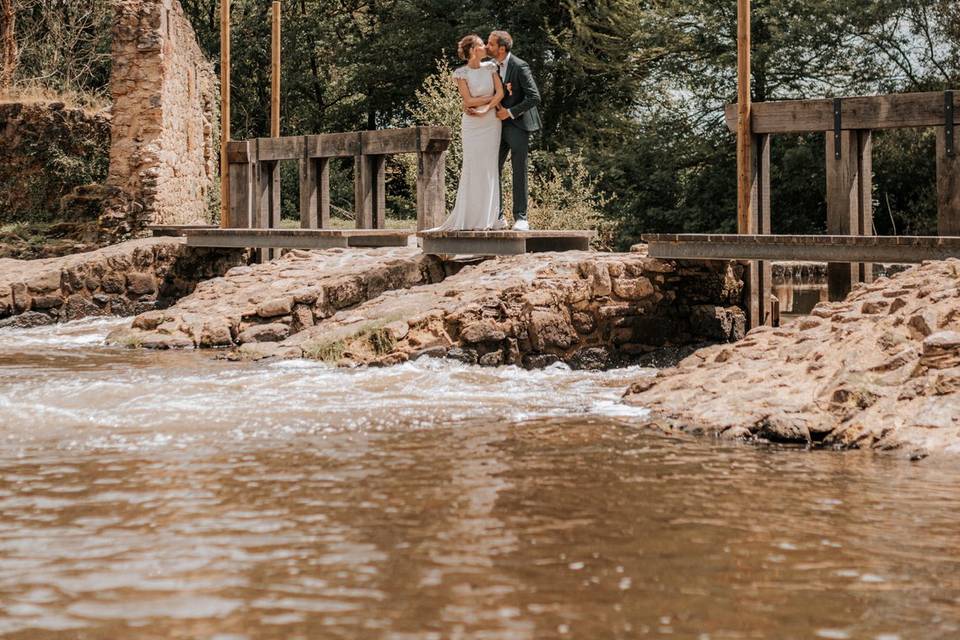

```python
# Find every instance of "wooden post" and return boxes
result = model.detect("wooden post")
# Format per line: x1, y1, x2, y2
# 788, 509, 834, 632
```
353, 155, 385, 229
354, 155, 372, 229
371, 155, 386, 229
937, 126, 960, 235
736, 0, 751, 234
228, 140, 255, 228
745, 133, 772, 328
271, 1, 281, 139
219, 0, 231, 228
299, 157, 329, 229
826, 129, 873, 300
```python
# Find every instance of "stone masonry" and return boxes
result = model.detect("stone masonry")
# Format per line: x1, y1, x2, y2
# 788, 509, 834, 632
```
102, 0, 219, 238
0, 238, 244, 329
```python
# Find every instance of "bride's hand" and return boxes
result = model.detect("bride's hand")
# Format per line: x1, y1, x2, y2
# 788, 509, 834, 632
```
472, 103, 491, 115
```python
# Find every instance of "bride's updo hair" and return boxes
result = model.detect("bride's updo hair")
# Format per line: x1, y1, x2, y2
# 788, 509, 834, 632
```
457, 35, 483, 61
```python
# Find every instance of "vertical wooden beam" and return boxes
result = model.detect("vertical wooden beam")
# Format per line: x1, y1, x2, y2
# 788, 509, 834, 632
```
745, 133, 772, 328
826, 129, 872, 300
219, 0, 231, 228
228, 141, 254, 228
857, 131, 874, 284
937, 125, 960, 235
736, 0, 751, 234
371, 155, 386, 229
416, 149, 447, 231
270, 1, 281, 139
299, 156, 330, 229
354, 155, 373, 229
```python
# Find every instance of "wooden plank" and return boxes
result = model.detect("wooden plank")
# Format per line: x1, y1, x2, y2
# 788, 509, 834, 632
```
183, 228, 412, 250
642, 234, 960, 263
419, 230, 595, 239
857, 131, 874, 285
418, 126, 453, 153
257, 136, 303, 162
826, 130, 870, 300
305, 132, 361, 158
937, 125, 960, 235
725, 91, 960, 134
361, 128, 418, 155
228, 160, 254, 228
299, 157, 330, 230
270, 1, 281, 139
299, 156, 317, 229
371, 155, 386, 229
747, 134, 772, 328
416, 151, 446, 231
226, 140, 252, 163
354, 155, 373, 229
736, 0, 751, 236
220, 0, 231, 228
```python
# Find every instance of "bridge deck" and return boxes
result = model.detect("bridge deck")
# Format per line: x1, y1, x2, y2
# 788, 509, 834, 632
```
419, 230, 593, 256
183, 228, 413, 249
643, 234, 960, 263
148, 225, 219, 237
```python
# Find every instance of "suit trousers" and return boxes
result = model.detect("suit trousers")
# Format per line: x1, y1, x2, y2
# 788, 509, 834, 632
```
498, 120, 530, 221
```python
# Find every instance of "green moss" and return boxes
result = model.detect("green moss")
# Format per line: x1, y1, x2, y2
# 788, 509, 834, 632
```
366, 326, 395, 355
302, 339, 347, 363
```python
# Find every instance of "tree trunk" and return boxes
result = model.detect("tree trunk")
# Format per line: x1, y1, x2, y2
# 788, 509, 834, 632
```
0, 0, 16, 91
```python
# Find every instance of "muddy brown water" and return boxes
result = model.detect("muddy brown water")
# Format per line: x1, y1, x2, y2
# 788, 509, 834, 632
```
1, 319, 959, 639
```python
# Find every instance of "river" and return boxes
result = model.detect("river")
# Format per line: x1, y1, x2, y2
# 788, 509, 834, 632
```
1, 319, 958, 639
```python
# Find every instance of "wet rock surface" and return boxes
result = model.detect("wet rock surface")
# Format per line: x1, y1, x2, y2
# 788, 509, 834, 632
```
623, 258, 960, 458
107, 248, 454, 350
272, 252, 743, 369
108, 249, 744, 369
0, 238, 244, 326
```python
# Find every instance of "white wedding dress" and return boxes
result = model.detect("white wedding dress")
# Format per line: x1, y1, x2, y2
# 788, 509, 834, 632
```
432, 61, 502, 231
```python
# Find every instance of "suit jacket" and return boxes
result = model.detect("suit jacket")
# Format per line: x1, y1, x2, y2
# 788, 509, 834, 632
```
500, 54, 542, 133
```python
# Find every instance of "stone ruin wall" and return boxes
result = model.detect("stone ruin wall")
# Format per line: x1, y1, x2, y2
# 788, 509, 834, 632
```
105, 0, 218, 235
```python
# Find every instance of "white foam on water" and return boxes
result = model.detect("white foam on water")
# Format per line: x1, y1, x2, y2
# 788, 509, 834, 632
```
0, 320, 657, 452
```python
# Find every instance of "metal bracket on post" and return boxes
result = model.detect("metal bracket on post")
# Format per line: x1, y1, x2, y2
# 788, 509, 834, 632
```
833, 98, 842, 160
947, 90, 955, 158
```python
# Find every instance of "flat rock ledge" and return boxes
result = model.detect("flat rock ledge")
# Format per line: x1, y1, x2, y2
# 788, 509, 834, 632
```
250, 252, 744, 369
107, 249, 744, 368
106, 247, 453, 350
0, 238, 244, 328
623, 258, 960, 458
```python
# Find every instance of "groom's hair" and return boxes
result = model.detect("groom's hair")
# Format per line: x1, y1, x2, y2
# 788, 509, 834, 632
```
490, 31, 513, 52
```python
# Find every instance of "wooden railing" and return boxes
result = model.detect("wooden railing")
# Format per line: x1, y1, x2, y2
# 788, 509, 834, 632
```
224, 126, 452, 232
723, 90, 959, 326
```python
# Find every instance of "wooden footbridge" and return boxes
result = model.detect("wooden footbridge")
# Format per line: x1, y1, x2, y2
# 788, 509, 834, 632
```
175, 125, 591, 256
646, 90, 960, 328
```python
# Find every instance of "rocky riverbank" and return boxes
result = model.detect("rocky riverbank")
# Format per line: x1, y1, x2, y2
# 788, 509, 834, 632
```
0, 238, 244, 328
623, 258, 960, 458
108, 248, 746, 368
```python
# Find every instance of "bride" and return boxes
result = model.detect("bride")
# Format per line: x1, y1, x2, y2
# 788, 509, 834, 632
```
431, 35, 505, 231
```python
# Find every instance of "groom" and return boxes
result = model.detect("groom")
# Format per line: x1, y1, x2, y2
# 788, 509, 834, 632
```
486, 31, 541, 231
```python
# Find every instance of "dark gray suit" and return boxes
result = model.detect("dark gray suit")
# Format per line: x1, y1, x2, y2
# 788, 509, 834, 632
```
497, 54, 541, 222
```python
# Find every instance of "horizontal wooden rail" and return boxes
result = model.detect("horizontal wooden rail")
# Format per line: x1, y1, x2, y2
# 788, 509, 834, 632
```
226, 126, 452, 163
724, 90, 959, 134
643, 233, 960, 263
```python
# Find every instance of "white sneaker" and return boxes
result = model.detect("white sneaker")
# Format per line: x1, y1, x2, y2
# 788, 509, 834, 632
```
512, 219, 530, 231
491, 217, 508, 231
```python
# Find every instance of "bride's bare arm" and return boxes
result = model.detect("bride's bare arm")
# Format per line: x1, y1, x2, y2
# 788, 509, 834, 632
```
457, 78, 493, 108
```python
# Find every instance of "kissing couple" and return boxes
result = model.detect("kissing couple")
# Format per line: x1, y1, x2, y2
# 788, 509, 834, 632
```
431, 31, 542, 232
